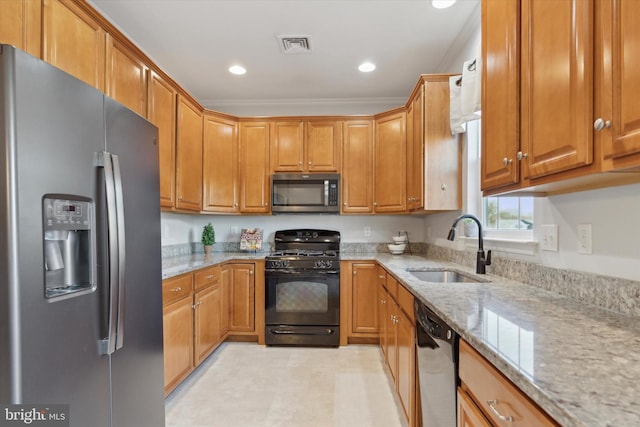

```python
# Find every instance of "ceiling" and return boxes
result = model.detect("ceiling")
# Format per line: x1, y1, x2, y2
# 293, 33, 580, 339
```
88, 0, 480, 114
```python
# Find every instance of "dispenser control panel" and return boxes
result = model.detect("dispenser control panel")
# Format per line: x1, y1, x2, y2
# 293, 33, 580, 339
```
44, 198, 91, 230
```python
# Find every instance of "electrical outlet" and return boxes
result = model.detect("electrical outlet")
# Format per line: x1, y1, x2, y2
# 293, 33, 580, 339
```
231, 226, 240, 235
577, 223, 592, 254
364, 226, 371, 237
541, 224, 558, 252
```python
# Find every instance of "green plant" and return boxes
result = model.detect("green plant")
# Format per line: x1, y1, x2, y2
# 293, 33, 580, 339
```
201, 223, 215, 246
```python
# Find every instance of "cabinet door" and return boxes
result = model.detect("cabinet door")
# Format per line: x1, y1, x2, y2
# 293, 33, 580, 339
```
341, 120, 373, 213
396, 308, 416, 426
424, 78, 461, 210
386, 299, 398, 383
175, 95, 203, 211
203, 113, 238, 212
406, 100, 415, 211
148, 70, 177, 209
377, 268, 388, 358
271, 121, 304, 172
43, 0, 105, 91
457, 389, 492, 427
306, 121, 340, 172
105, 35, 148, 117
229, 263, 255, 332
412, 88, 425, 210
0, 0, 41, 57
599, 0, 640, 162
162, 296, 194, 395
220, 267, 231, 335
374, 111, 406, 213
193, 283, 222, 365
481, 0, 520, 190
239, 122, 270, 213
351, 263, 379, 335
520, 0, 594, 179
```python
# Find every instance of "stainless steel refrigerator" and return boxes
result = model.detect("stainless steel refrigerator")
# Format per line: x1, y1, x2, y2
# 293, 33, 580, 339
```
0, 45, 165, 426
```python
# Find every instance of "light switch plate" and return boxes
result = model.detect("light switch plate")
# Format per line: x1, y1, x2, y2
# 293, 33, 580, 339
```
577, 223, 592, 254
541, 224, 559, 252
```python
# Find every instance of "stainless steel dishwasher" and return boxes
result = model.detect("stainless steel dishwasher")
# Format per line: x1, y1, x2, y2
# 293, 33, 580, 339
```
415, 299, 459, 427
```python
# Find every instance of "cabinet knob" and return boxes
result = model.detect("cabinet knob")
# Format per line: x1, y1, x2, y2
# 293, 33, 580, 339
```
373, 202, 378, 206
343, 202, 347, 206
353, 271, 357, 275
298, 161, 303, 165
234, 203, 238, 207
441, 184, 446, 191
308, 161, 312, 165
594, 118, 611, 131
502, 157, 513, 166
517, 151, 529, 161
249, 270, 254, 275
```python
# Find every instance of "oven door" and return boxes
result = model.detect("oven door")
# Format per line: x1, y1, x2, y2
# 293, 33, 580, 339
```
265, 270, 340, 326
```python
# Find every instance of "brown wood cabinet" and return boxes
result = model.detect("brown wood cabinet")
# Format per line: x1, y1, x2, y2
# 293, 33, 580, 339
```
378, 270, 416, 427
482, 0, 640, 196
239, 121, 270, 213
175, 94, 203, 211
270, 121, 340, 173
0, 0, 41, 57
226, 263, 255, 332
374, 111, 407, 213
148, 70, 177, 209
340, 262, 379, 343
376, 267, 388, 359
203, 113, 239, 213
406, 91, 422, 212
105, 34, 148, 117
193, 282, 221, 365
43, 0, 106, 91
457, 388, 492, 427
162, 273, 194, 395
341, 120, 374, 214
458, 339, 558, 427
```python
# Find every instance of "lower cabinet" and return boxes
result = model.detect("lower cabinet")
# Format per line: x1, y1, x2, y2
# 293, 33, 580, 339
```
458, 339, 558, 427
341, 262, 379, 344
224, 263, 256, 333
162, 266, 222, 395
378, 270, 416, 427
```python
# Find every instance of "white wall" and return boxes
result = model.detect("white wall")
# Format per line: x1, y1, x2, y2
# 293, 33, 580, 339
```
161, 212, 425, 247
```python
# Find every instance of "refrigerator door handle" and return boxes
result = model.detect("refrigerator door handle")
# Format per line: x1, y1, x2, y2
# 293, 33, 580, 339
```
112, 154, 126, 351
97, 151, 120, 355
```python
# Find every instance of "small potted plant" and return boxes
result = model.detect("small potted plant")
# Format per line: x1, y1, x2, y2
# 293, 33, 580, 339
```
201, 223, 215, 255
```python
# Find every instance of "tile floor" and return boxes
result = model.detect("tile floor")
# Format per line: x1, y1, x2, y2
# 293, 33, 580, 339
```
165, 342, 406, 427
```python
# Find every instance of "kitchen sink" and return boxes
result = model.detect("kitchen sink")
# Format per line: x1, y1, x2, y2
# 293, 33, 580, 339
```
407, 269, 487, 283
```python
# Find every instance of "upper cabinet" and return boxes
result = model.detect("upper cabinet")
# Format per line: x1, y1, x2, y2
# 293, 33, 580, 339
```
175, 95, 203, 212
374, 110, 407, 213
270, 121, 340, 173
148, 71, 177, 209
43, 0, 106, 91
203, 112, 239, 213
341, 120, 374, 214
597, 0, 640, 167
239, 121, 271, 213
482, 0, 640, 195
106, 34, 148, 117
0, 0, 41, 57
422, 76, 461, 211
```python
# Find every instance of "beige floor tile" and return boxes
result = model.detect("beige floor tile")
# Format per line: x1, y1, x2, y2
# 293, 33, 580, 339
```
165, 342, 405, 427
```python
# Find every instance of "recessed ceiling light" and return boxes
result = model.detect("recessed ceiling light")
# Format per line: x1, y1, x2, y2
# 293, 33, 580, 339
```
358, 62, 376, 73
432, 0, 456, 9
228, 65, 246, 75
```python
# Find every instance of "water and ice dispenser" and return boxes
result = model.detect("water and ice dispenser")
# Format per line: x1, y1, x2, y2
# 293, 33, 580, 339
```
43, 195, 94, 300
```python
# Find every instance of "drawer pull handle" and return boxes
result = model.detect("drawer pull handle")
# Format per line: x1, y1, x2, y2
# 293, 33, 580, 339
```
205, 275, 214, 279
171, 287, 182, 292
487, 400, 514, 422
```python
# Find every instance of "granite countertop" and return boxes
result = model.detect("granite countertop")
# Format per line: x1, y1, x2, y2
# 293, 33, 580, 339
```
163, 252, 640, 426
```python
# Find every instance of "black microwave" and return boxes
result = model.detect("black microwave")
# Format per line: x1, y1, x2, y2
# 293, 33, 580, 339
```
271, 173, 340, 214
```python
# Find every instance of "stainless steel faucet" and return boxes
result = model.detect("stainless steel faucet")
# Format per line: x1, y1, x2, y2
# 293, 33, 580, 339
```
447, 214, 492, 274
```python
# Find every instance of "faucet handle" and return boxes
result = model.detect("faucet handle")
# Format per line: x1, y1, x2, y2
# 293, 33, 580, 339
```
485, 250, 492, 266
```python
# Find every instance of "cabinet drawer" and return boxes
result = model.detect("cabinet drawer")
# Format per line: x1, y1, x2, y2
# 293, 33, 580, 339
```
397, 284, 414, 322
162, 274, 193, 305
459, 340, 558, 427
385, 274, 398, 300
194, 265, 221, 290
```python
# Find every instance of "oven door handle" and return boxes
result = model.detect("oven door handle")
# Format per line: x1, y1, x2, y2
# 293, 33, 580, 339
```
265, 269, 340, 275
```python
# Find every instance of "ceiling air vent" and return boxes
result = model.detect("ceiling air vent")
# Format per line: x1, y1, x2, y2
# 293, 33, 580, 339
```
277, 35, 312, 54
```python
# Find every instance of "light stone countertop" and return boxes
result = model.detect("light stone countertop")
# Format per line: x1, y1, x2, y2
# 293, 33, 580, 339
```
163, 252, 640, 426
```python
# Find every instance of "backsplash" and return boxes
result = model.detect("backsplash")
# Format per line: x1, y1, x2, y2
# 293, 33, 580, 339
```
426, 244, 640, 318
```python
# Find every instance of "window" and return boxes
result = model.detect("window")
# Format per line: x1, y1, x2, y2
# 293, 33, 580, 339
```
467, 120, 534, 239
